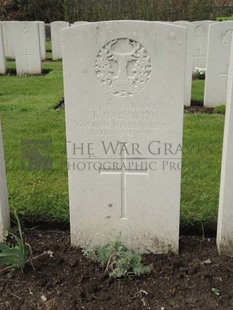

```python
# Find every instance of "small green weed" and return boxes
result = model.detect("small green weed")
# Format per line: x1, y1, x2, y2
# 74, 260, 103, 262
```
83, 237, 151, 278
211, 287, 220, 296
0, 212, 29, 271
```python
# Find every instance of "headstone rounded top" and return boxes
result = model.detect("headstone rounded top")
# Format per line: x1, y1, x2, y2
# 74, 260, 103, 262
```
95, 38, 152, 97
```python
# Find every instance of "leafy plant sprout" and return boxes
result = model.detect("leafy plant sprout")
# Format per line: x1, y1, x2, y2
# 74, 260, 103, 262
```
0, 210, 32, 272
83, 235, 151, 278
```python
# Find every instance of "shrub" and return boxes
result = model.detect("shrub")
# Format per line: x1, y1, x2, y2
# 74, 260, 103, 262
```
0, 212, 29, 271
83, 237, 151, 278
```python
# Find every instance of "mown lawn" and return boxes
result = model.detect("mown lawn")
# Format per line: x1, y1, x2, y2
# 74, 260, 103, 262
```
0, 48, 225, 232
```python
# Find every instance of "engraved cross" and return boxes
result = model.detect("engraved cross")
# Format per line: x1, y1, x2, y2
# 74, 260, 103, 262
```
193, 48, 205, 67
22, 48, 34, 68
220, 64, 229, 90
99, 144, 148, 220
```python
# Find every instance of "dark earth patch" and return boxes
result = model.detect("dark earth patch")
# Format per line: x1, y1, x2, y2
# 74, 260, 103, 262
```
0, 68, 52, 77
185, 106, 214, 114
1, 230, 233, 309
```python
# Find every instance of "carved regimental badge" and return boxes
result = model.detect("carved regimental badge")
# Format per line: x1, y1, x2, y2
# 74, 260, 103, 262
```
95, 38, 152, 97
194, 25, 206, 37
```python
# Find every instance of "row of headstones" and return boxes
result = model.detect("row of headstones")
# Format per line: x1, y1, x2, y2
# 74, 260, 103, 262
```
175, 20, 233, 108
1, 21, 233, 256
0, 21, 87, 76
50, 20, 233, 108
0, 19, 232, 107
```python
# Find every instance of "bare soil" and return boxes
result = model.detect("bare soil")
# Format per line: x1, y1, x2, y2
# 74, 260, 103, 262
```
184, 106, 214, 114
1, 230, 233, 310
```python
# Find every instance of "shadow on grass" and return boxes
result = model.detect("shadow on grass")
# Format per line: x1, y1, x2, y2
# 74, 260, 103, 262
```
1, 68, 53, 76
191, 99, 203, 106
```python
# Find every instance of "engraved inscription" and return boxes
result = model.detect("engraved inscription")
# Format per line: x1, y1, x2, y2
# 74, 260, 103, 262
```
21, 23, 29, 35
221, 29, 232, 45
95, 38, 152, 97
195, 25, 206, 37
77, 103, 168, 138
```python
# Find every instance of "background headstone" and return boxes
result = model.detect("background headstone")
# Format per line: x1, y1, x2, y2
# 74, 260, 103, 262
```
217, 34, 233, 256
51, 21, 69, 60
74, 21, 88, 25
204, 21, 233, 107
37, 21, 46, 60
62, 21, 186, 254
174, 21, 194, 106
0, 121, 10, 243
0, 22, 6, 75
2, 21, 16, 59
191, 20, 216, 70
14, 21, 41, 75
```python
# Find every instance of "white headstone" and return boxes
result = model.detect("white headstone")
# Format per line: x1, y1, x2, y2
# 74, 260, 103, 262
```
51, 21, 69, 60
70, 22, 89, 27
37, 21, 46, 60
74, 21, 88, 25
0, 121, 10, 243
217, 34, 233, 256
14, 22, 41, 75
2, 21, 16, 59
191, 21, 216, 70
62, 21, 186, 254
204, 22, 233, 107
174, 21, 194, 106
0, 22, 6, 75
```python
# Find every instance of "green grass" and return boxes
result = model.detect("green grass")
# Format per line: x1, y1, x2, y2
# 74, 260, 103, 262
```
181, 114, 224, 230
0, 49, 225, 232
1, 55, 68, 224
191, 79, 205, 105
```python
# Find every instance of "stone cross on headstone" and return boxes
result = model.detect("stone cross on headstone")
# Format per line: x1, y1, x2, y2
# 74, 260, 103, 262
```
22, 48, 34, 69
193, 48, 205, 68
0, 121, 10, 243
220, 63, 229, 90
99, 144, 148, 220
62, 21, 186, 254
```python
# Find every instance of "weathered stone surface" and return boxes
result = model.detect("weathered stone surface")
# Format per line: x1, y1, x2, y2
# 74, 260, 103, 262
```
191, 20, 217, 70
62, 21, 186, 254
174, 21, 193, 106
37, 21, 46, 60
51, 21, 69, 60
14, 21, 41, 75
2, 21, 17, 59
204, 22, 233, 107
0, 22, 6, 74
